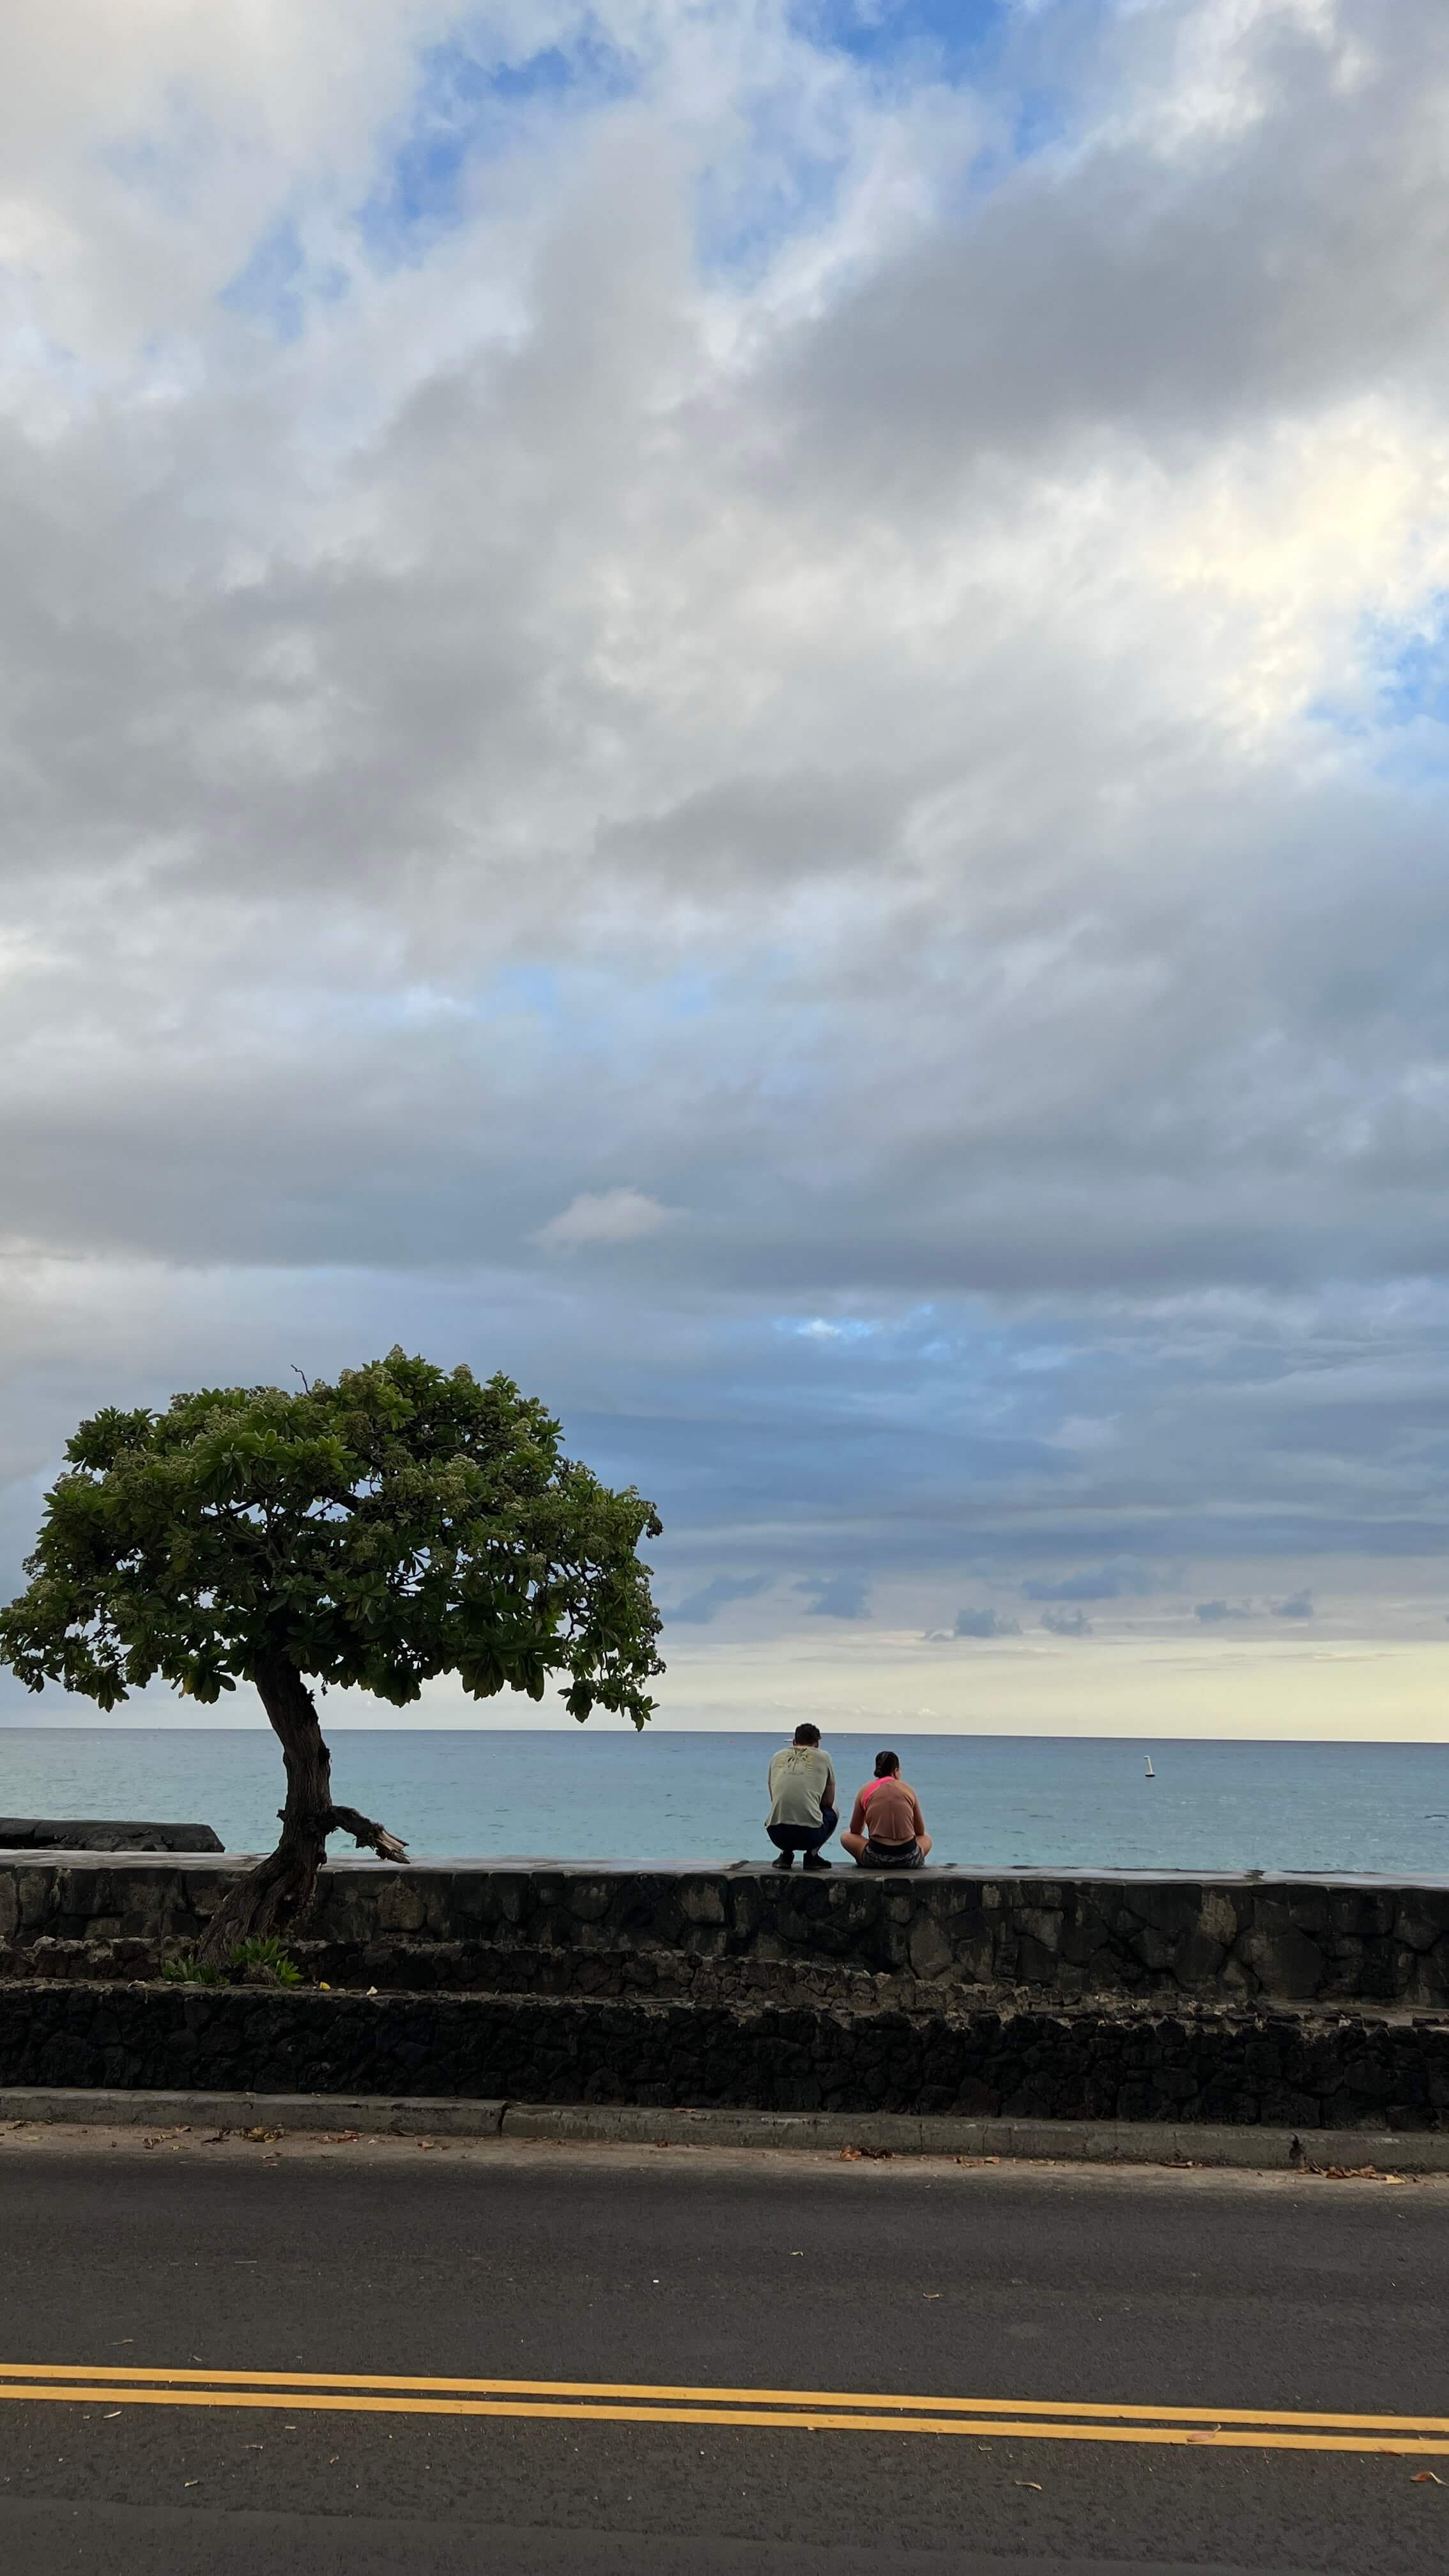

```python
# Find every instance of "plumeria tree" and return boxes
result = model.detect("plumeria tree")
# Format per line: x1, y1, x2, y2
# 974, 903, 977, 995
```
0, 1349, 663, 1961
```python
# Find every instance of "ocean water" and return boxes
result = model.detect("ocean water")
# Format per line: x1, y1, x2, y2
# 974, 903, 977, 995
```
2, 1728, 1449, 1877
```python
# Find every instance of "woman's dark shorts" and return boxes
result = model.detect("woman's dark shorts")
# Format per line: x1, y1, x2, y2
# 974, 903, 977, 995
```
857, 1836, 924, 1870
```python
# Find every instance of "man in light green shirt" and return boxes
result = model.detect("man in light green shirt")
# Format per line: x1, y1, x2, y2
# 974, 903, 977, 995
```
765, 1723, 838, 1871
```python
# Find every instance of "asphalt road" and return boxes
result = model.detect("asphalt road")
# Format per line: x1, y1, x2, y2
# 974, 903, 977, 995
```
0, 2129, 1446, 2574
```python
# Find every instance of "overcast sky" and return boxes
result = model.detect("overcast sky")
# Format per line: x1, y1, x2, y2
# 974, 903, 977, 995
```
3, 0, 1448, 1736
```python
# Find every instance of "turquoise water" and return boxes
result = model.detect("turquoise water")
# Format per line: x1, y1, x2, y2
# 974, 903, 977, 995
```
3, 1728, 1449, 1875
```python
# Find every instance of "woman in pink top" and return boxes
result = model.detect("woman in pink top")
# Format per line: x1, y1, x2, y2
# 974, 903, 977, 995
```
841, 1750, 932, 1869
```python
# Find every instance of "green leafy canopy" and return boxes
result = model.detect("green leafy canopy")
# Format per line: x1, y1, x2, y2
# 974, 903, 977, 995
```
0, 1349, 664, 1726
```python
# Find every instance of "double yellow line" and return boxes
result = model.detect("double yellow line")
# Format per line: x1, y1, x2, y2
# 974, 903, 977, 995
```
0, 2363, 1445, 2455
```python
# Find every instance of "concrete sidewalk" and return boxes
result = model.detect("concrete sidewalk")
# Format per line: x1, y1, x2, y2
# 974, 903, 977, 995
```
1, 2085, 1443, 2172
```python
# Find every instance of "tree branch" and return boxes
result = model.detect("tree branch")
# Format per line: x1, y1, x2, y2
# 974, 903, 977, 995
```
325, 1804, 410, 1864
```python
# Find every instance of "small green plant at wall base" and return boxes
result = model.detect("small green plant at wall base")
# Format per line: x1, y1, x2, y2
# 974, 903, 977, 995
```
161, 1955, 226, 1987
229, 1936, 302, 1985
162, 1940, 302, 1986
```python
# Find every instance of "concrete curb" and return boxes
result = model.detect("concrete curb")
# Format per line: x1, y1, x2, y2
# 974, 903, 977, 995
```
0, 2089, 505, 2139
1, 2087, 1446, 2171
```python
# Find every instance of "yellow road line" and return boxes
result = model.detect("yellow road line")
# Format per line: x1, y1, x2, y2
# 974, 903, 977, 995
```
0, 2381, 1443, 2454
0, 2361, 1445, 2435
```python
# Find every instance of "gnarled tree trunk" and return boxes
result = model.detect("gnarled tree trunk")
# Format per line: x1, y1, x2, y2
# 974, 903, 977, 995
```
194, 1653, 408, 1966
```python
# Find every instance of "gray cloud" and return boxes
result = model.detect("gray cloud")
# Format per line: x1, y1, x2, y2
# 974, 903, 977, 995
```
1195, 1600, 1256, 1626
1041, 1608, 1092, 1638
664, 1573, 772, 1627
952, 1607, 1022, 1639
779, 8, 1449, 487
797, 1574, 870, 1621
1272, 1591, 1315, 1621
535, 1190, 678, 1254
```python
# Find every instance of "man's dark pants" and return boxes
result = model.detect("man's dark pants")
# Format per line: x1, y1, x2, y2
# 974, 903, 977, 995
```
767, 1805, 839, 1856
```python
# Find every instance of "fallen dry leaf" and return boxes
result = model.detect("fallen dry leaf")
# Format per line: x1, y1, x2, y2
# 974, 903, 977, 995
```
1015, 2480, 1043, 2490
1412, 2470, 1443, 2485
838, 2146, 862, 2161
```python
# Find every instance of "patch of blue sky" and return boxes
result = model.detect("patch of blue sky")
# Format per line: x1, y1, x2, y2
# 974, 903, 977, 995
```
1372, 600, 1449, 730
656, 969, 719, 1022
116, 98, 344, 345
804, 1310, 1137, 1464
1308, 597, 1449, 783
798, 0, 1075, 153
103, 97, 222, 223
1007, 80, 1070, 160
763, 1311, 1036, 1435
356, 24, 637, 269
694, 101, 855, 287
772, 1304, 1013, 1376
486, 963, 566, 1025
696, 80, 936, 283
777, 1315, 880, 1342
699, 1, 1077, 286
797, 0, 1013, 82
468, 961, 724, 1045
220, 217, 349, 345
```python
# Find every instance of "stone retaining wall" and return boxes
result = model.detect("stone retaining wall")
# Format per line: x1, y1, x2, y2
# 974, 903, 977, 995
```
0, 1821, 222, 1854
6, 1855, 1449, 2004
3, 1981, 1448, 2128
